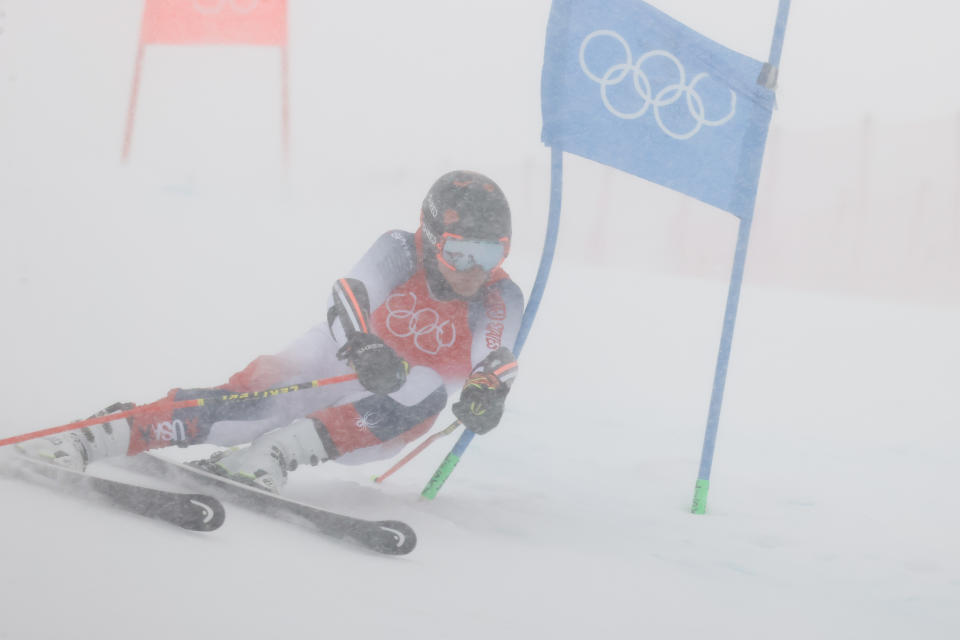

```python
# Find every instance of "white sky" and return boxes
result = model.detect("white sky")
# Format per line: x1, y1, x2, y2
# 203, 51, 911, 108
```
650, 0, 960, 126
3, 0, 958, 180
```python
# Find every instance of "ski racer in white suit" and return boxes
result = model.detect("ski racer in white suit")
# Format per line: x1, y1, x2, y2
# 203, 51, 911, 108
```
18, 171, 523, 492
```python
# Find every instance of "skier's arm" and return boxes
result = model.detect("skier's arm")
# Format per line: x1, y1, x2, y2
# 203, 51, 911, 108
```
453, 278, 524, 434
467, 277, 524, 368
327, 231, 417, 394
452, 347, 518, 434
214, 232, 414, 396
326, 231, 417, 344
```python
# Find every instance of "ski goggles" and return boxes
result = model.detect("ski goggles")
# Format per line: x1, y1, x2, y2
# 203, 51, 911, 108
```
436, 233, 509, 272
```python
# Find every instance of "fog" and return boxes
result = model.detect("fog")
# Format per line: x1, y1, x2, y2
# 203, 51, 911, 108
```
1, 2, 958, 638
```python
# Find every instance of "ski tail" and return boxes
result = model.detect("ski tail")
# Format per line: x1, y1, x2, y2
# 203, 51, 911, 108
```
3, 455, 226, 532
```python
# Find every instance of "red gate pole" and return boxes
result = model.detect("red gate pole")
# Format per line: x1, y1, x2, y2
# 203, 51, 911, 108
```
121, 38, 145, 161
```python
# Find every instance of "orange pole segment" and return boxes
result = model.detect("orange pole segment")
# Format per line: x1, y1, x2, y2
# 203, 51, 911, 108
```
373, 421, 461, 484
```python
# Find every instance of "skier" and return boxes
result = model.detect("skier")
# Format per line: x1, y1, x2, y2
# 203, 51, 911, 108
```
17, 170, 523, 493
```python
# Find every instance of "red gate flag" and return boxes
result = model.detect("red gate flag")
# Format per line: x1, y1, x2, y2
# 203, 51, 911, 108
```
123, 0, 290, 160
141, 0, 287, 46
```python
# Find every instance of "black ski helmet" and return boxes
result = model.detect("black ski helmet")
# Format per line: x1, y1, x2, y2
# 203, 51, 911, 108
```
420, 170, 511, 248
419, 170, 512, 300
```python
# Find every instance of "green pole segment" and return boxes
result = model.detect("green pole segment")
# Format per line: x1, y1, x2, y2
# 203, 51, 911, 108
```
421, 453, 461, 500
691, 479, 709, 515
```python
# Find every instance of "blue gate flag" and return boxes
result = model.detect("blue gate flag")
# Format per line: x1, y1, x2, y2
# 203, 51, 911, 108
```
541, 0, 775, 220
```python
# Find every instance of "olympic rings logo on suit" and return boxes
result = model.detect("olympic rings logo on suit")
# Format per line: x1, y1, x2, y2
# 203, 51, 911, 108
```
579, 30, 737, 140
384, 292, 456, 355
192, 0, 260, 15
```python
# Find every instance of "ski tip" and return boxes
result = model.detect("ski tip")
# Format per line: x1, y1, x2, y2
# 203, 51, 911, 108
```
369, 520, 417, 555
183, 495, 226, 532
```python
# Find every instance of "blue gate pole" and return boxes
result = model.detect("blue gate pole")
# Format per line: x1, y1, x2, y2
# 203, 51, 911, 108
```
691, 216, 752, 514
421, 147, 564, 499
691, 0, 791, 514
769, 0, 791, 68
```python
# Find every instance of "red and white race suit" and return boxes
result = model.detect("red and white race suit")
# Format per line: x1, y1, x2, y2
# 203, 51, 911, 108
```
125, 229, 524, 463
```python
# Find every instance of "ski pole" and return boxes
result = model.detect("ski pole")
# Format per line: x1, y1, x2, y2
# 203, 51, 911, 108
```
373, 420, 461, 484
0, 373, 359, 448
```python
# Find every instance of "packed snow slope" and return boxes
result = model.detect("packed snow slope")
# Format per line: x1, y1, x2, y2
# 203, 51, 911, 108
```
2, 1, 959, 639
1, 267, 958, 640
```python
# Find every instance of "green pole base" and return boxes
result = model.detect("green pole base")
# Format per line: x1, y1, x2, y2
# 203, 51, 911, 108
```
421, 453, 461, 500
691, 479, 709, 514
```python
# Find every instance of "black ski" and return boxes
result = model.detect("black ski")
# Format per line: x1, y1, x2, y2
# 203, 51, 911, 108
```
128, 453, 417, 555
4, 455, 225, 532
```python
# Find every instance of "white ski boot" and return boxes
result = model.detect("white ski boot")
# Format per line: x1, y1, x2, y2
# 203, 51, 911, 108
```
197, 418, 328, 493
16, 417, 132, 471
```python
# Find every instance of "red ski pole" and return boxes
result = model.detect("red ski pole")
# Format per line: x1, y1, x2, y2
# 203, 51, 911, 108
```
0, 373, 358, 449
373, 420, 461, 484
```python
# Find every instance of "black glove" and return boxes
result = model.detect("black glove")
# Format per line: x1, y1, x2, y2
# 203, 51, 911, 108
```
452, 347, 518, 435
337, 332, 409, 395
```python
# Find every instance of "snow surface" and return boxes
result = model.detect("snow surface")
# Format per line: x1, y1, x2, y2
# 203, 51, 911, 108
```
1, 275, 958, 639
2, 2, 959, 639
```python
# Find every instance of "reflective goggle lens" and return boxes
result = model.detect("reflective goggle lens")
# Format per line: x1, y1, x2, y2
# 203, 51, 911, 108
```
439, 236, 507, 272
